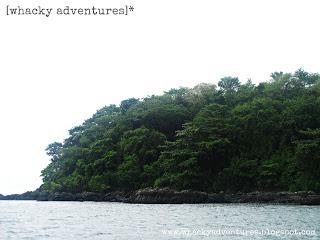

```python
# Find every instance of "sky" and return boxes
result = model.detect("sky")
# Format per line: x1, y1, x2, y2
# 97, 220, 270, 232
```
0, 0, 320, 195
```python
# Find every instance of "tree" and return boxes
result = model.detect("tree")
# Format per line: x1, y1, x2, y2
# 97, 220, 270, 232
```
155, 123, 204, 190
294, 129, 320, 191
120, 98, 139, 113
46, 142, 63, 162
117, 155, 141, 189
218, 76, 240, 92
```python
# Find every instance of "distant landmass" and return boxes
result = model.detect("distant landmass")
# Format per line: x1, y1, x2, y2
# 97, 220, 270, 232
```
1, 69, 320, 204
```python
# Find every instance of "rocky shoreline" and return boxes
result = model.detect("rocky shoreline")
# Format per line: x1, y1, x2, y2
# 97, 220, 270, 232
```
1, 188, 320, 205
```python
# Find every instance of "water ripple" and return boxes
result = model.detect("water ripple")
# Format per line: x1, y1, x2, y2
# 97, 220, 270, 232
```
0, 201, 319, 240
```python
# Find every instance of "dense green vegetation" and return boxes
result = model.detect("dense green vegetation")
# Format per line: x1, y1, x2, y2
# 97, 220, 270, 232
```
41, 70, 320, 193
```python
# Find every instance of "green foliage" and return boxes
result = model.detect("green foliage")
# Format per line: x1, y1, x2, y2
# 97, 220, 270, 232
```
120, 98, 139, 113
218, 76, 240, 92
41, 70, 320, 193
45, 142, 63, 162
117, 155, 141, 189
294, 129, 320, 191
218, 158, 259, 191
155, 123, 204, 190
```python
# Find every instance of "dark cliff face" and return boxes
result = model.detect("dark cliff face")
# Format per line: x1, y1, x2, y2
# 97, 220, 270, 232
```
1, 189, 320, 205
0, 191, 44, 200
0, 194, 20, 200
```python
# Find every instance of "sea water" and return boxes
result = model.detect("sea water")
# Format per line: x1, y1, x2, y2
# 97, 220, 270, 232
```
0, 201, 319, 239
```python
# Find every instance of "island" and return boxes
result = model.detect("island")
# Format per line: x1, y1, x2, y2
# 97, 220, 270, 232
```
1, 69, 320, 205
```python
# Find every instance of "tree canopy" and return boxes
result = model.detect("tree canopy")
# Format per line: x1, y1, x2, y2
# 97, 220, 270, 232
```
41, 69, 320, 193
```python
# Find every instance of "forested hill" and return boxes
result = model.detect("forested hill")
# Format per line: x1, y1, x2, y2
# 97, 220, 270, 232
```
41, 70, 320, 194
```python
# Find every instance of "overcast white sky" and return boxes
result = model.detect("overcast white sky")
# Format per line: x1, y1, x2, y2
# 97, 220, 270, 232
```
0, 0, 319, 195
